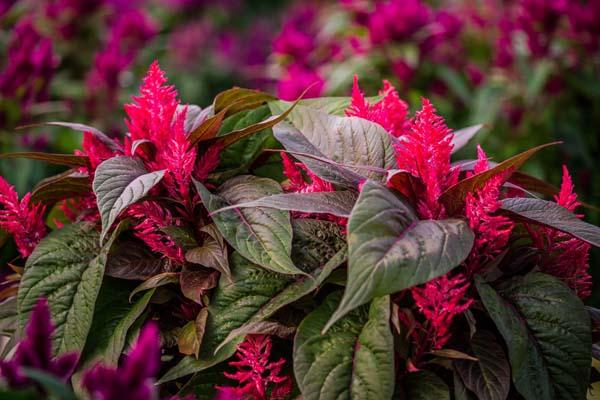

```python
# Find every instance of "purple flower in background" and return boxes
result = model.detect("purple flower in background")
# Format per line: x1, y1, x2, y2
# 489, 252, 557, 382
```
494, 17, 515, 68
0, 17, 57, 113
516, 0, 567, 58
82, 323, 192, 400
277, 63, 324, 101
273, 6, 318, 61
420, 10, 463, 56
0, 0, 16, 17
366, 0, 430, 45
169, 21, 214, 68
86, 9, 157, 110
0, 298, 78, 389
568, 0, 600, 53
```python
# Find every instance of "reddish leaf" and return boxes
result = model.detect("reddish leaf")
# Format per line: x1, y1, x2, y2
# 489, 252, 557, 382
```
0, 152, 89, 167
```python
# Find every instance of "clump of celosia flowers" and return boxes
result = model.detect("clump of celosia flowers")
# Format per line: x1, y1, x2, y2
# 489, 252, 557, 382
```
0, 62, 598, 400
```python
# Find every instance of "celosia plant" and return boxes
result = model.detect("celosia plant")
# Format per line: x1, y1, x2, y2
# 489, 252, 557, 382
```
1, 63, 599, 400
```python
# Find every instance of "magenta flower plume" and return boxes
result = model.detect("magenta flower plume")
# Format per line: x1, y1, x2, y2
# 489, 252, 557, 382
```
0, 18, 57, 114
217, 335, 292, 400
395, 98, 458, 219
127, 201, 185, 263
464, 146, 514, 275
0, 177, 47, 258
125, 61, 198, 201
410, 273, 472, 353
529, 166, 592, 298
346, 76, 409, 138
0, 298, 78, 388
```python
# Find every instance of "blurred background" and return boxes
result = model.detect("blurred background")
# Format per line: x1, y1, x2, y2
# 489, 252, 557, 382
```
0, 0, 599, 301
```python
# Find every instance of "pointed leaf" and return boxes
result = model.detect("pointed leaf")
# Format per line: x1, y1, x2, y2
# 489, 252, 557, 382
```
326, 181, 474, 330
0, 152, 89, 167
93, 156, 165, 241
20, 121, 120, 151
213, 190, 357, 218
159, 252, 292, 383
451, 124, 484, 154
129, 272, 179, 302
214, 87, 275, 116
440, 142, 559, 215
80, 278, 154, 367
31, 170, 91, 204
294, 292, 394, 400
186, 225, 230, 282
500, 197, 600, 247
106, 240, 172, 280
195, 176, 303, 276
216, 246, 347, 352
188, 107, 227, 145
455, 330, 511, 400
476, 273, 591, 400
17, 223, 115, 355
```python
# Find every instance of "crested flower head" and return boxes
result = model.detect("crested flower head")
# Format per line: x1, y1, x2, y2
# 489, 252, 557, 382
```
411, 273, 472, 351
346, 76, 409, 138
395, 98, 458, 219
0, 177, 47, 258
217, 335, 291, 400
464, 146, 514, 274
0, 298, 78, 389
529, 166, 592, 298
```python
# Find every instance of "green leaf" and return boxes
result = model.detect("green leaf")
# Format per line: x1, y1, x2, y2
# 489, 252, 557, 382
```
214, 190, 357, 218
294, 292, 394, 400
80, 278, 154, 367
454, 330, 510, 400
129, 272, 179, 301
17, 223, 112, 355
0, 152, 88, 167
440, 142, 559, 215
326, 181, 474, 330
93, 156, 165, 241
290, 218, 346, 272
159, 252, 291, 383
213, 87, 275, 116
475, 273, 591, 400
269, 96, 380, 116
216, 246, 348, 352
195, 176, 303, 276
404, 371, 450, 400
500, 197, 600, 247
31, 170, 91, 205
276, 105, 396, 180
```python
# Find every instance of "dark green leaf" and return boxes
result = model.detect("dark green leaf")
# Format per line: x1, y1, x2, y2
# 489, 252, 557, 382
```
476, 273, 591, 400
31, 170, 91, 204
404, 371, 450, 400
455, 330, 510, 400
93, 156, 165, 241
294, 292, 394, 400
290, 219, 346, 272
158, 252, 291, 383
106, 240, 172, 280
195, 176, 302, 276
17, 223, 113, 355
500, 197, 600, 247
129, 272, 179, 301
216, 246, 347, 352
21, 368, 77, 400
326, 181, 474, 330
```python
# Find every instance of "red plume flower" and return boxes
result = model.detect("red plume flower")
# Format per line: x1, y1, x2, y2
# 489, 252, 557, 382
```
346, 76, 409, 138
464, 146, 514, 275
529, 166, 592, 298
0, 177, 47, 258
395, 98, 458, 219
217, 335, 292, 400
410, 273, 472, 356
